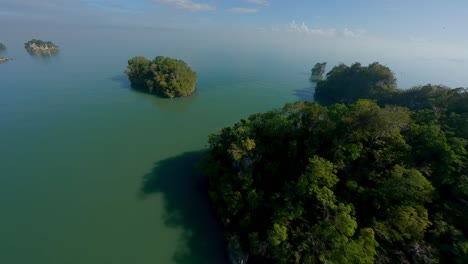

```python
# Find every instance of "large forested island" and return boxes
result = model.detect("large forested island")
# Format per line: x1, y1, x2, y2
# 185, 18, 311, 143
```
24, 39, 59, 55
125, 56, 197, 98
202, 62, 467, 263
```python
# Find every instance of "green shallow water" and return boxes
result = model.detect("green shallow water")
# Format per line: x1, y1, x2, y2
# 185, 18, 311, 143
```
0, 30, 312, 264
1, 28, 467, 263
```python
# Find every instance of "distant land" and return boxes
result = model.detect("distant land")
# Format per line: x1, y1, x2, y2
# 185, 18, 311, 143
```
25, 39, 59, 55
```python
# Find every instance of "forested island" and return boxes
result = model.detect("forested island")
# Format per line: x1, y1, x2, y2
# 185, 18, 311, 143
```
202, 62, 467, 263
24, 39, 59, 55
125, 56, 197, 98
0, 43, 6, 50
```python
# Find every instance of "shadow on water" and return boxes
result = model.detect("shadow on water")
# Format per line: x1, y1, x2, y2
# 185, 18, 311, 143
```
111, 74, 131, 89
140, 151, 227, 264
294, 86, 316, 102
111, 74, 199, 112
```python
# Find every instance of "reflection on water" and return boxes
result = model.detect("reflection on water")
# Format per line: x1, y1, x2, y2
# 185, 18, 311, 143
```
111, 74, 199, 112
111, 74, 131, 89
131, 89, 199, 112
26, 49, 60, 60
309, 75, 323, 82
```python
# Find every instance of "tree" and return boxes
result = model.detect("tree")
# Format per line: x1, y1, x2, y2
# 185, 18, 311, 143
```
314, 62, 397, 105
125, 56, 197, 98
203, 99, 467, 263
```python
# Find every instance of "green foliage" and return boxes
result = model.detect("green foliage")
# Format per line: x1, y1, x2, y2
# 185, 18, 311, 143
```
315, 62, 397, 104
24, 39, 58, 49
125, 56, 197, 98
314, 63, 468, 116
203, 99, 467, 263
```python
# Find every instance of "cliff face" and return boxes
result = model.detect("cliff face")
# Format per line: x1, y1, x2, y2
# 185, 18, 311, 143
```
311, 62, 327, 76
25, 43, 58, 52
310, 62, 327, 82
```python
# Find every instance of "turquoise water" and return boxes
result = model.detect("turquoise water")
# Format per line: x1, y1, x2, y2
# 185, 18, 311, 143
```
0, 29, 467, 263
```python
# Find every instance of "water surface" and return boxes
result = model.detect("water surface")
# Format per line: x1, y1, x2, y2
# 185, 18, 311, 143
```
0, 28, 467, 263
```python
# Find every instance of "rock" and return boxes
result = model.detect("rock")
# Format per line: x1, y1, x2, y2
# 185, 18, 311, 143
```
311, 62, 327, 80
0, 57, 11, 63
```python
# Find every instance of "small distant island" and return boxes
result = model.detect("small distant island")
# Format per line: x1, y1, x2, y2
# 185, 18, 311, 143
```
125, 56, 197, 98
310, 62, 327, 81
0, 43, 6, 50
0, 57, 12, 63
24, 39, 59, 55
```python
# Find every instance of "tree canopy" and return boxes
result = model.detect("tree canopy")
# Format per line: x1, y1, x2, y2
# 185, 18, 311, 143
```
125, 56, 197, 98
203, 99, 467, 263
314, 63, 468, 115
314, 62, 398, 104
24, 39, 58, 49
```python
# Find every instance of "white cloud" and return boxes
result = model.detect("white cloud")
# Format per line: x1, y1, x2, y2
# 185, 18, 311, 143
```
342, 28, 365, 38
229, 7, 259, 14
245, 0, 269, 5
289, 20, 336, 37
154, 0, 215, 11
343, 28, 356, 38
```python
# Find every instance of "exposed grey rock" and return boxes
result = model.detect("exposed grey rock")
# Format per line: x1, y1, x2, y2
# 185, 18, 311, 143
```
311, 62, 327, 76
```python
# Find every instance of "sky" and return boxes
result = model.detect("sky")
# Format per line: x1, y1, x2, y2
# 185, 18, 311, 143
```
1, 0, 468, 44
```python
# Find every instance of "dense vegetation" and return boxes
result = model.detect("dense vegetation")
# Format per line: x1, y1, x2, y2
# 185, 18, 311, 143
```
125, 56, 197, 98
0, 43, 6, 50
203, 63, 467, 263
24, 39, 58, 50
314, 62, 398, 104
314, 62, 468, 113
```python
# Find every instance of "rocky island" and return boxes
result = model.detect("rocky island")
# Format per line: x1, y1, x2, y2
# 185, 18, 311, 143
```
125, 56, 197, 98
0, 57, 12, 63
310, 62, 327, 81
24, 39, 59, 55
0, 43, 6, 50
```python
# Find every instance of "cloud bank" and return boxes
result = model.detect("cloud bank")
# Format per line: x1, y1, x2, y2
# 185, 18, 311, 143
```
289, 20, 362, 38
154, 0, 215, 11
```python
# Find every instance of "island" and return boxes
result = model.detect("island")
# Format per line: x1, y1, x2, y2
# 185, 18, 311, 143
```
125, 56, 197, 98
0, 57, 11, 63
310, 62, 326, 81
0, 43, 6, 50
24, 39, 59, 55
202, 62, 468, 263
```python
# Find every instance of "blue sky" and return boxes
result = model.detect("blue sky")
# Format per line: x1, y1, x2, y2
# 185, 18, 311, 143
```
1, 0, 468, 43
